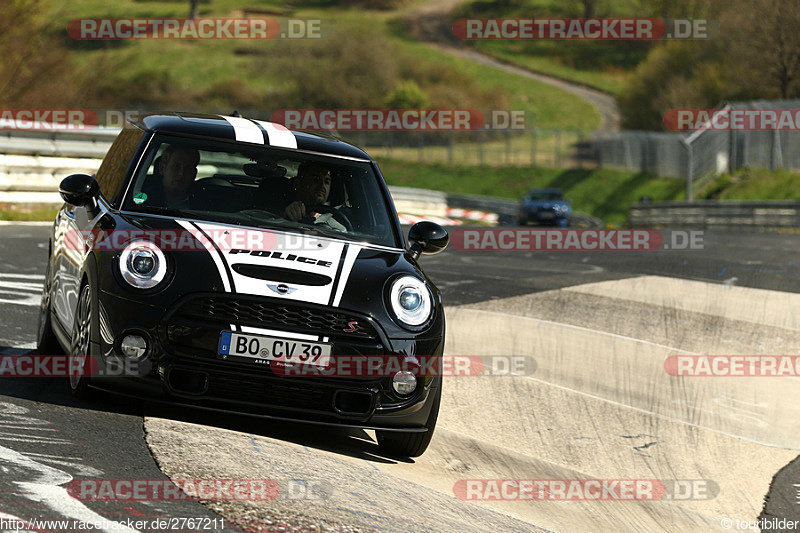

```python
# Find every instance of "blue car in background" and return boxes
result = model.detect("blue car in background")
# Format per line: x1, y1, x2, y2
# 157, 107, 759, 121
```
518, 187, 572, 227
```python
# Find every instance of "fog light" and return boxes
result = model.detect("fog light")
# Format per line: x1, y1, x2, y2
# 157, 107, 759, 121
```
392, 371, 417, 395
121, 335, 147, 360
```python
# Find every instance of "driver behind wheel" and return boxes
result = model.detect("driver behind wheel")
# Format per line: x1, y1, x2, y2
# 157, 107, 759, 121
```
283, 162, 346, 232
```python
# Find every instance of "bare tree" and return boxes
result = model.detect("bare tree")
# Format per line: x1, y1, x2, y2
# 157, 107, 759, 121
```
724, 0, 800, 98
581, 0, 599, 18
0, 0, 76, 107
189, 0, 200, 19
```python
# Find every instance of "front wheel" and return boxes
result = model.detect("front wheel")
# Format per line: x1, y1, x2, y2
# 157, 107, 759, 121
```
376, 385, 441, 457
69, 283, 94, 399
36, 259, 63, 354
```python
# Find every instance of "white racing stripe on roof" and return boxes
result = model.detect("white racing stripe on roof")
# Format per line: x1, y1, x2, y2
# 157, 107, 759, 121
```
253, 119, 298, 149
220, 115, 264, 144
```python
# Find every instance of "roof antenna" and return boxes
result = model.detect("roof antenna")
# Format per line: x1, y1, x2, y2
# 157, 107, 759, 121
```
231, 110, 242, 117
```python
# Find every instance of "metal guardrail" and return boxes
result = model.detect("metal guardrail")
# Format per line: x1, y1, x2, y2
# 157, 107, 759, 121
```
630, 200, 800, 229
387, 186, 447, 205
387, 186, 448, 217
0, 129, 114, 207
447, 194, 518, 219
0, 128, 117, 158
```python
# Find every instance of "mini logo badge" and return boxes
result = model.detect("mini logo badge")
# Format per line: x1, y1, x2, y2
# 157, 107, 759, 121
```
268, 283, 297, 295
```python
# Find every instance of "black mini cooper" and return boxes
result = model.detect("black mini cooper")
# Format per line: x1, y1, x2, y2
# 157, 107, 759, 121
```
37, 112, 449, 457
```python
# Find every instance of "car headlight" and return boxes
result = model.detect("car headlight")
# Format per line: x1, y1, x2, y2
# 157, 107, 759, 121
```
389, 276, 433, 327
118, 240, 168, 289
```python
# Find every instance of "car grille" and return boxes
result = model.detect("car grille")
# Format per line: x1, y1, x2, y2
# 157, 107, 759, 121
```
164, 365, 374, 419
171, 295, 378, 339
208, 373, 332, 412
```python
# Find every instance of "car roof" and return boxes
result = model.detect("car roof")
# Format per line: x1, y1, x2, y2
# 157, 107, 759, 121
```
526, 187, 563, 194
137, 112, 373, 161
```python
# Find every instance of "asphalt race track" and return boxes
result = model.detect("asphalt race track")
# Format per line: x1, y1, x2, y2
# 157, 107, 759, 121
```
0, 222, 798, 532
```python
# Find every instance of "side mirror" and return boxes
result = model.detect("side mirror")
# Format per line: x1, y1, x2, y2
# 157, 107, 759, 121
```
407, 221, 449, 261
59, 174, 99, 207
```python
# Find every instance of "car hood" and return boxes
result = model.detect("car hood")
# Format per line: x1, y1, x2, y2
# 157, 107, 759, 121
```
120, 216, 411, 297
109, 215, 440, 340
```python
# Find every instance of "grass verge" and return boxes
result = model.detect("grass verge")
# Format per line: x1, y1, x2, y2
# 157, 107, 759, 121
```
698, 169, 800, 200
376, 158, 685, 225
0, 206, 59, 221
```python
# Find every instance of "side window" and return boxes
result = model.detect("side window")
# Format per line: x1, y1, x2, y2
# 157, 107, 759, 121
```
94, 128, 146, 205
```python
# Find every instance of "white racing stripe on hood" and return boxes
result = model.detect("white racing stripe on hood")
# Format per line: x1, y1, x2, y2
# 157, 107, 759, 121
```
191, 222, 363, 307
176, 220, 232, 292
331, 243, 361, 307
177, 220, 237, 331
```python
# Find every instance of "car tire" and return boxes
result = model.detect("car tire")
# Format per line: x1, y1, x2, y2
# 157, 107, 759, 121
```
69, 283, 94, 399
36, 259, 63, 355
376, 385, 441, 458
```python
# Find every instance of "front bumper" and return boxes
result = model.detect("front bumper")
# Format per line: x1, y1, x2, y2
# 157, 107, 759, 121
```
93, 289, 444, 430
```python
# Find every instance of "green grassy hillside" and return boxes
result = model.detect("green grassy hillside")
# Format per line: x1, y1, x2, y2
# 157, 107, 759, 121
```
45, 0, 601, 130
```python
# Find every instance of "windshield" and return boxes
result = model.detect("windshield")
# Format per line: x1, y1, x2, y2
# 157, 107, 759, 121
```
121, 135, 400, 248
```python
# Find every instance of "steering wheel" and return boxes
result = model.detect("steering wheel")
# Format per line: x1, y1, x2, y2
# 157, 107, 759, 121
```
302, 205, 353, 232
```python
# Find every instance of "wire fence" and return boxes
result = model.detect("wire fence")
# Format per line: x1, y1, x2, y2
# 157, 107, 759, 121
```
591, 130, 686, 178
337, 129, 591, 168
589, 99, 800, 198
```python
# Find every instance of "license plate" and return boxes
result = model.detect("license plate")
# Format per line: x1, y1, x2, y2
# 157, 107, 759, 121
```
538, 211, 555, 219
218, 331, 331, 367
